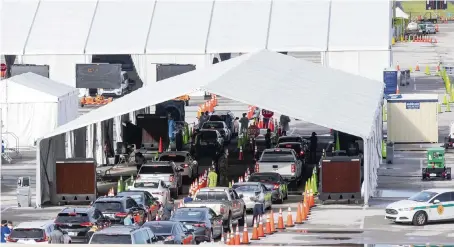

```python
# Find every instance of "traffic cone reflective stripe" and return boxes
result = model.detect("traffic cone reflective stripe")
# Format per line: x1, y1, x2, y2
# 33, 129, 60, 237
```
270, 210, 276, 233
295, 202, 303, 224
251, 219, 260, 240
276, 208, 285, 229
235, 225, 241, 245
285, 207, 294, 227
265, 214, 272, 235
239, 146, 244, 160
257, 215, 265, 237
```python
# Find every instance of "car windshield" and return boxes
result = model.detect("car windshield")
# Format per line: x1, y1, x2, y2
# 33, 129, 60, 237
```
209, 115, 226, 122
408, 191, 438, 202
134, 181, 159, 189
90, 234, 132, 244
249, 175, 279, 183
55, 213, 89, 223
171, 210, 205, 222
10, 229, 44, 239
144, 223, 174, 235
278, 137, 301, 143
277, 143, 301, 153
260, 151, 295, 162
199, 132, 217, 141
159, 155, 186, 162
119, 194, 143, 204
140, 165, 173, 174
232, 184, 259, 192
195, 191, 228, 201
203, 122, 223, 129
94, 201, 123, 212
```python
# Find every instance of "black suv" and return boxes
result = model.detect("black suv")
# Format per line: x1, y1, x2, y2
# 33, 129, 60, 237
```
92, 196, 147, 225
55, 207, 106, 243
193, 129, 224, 158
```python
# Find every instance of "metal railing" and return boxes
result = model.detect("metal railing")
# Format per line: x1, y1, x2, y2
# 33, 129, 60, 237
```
1, 132, 20, 157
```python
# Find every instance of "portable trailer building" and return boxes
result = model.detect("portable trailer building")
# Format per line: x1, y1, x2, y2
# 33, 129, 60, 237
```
387, 94, 439, 143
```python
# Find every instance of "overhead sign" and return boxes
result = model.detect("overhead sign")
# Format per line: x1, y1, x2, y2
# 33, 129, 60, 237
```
406, 102, 420, 110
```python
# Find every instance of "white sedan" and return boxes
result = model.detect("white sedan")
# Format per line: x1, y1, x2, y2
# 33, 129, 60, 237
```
385, 188, 454, 226
129, 179, 171, 206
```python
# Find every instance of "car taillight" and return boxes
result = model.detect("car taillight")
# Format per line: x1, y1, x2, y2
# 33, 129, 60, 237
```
300, 151, 304, 156
115, 212, 128, 217
165, 236, 175, 241
291, 164, 296, 173
273, 184, 279, 189
193, 223, 206, 227
220, 206, 225, 214
255, 163, 259, 172
6, 236, 17, 242
35, 232, 48, 242
169, 176, 174, 182
183, 164, 189, 168
80, 222, 93, 227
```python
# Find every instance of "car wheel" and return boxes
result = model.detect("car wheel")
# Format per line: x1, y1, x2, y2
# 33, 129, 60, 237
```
412, 211, 427, 226
238, 208, 246, 226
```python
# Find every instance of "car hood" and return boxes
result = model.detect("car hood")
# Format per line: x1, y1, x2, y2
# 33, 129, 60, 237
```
387, 200, 427, 209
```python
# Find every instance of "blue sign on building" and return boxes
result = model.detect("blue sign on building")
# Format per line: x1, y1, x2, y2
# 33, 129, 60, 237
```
406, 102, 420, 109
384, 70, 398, 95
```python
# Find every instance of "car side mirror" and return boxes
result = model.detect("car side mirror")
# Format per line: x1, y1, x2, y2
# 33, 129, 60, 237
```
433, 199, 440, 204
239, 194, 244, 199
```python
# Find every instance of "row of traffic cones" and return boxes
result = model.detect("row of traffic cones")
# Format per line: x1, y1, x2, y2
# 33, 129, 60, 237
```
229, 169, 251, 188
197, 94, 218, 118
188, 170, 208, 197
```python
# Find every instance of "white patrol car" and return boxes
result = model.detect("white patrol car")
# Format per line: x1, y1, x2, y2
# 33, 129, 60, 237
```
385, 188, 454, 226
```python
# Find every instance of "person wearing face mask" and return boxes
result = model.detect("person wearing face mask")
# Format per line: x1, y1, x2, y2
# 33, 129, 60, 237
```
123, 213, 133, 226
1, 220, 11, 243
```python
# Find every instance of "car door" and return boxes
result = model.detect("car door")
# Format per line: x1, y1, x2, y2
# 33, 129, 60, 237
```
429, 192, 452, 221
291, 150, 302, 177
127, 199, 144, 223
144, 192, 158, 218
175, 223, 191, 244
447, 192, 454, 220
228, 189, 239, 217
161, 180, 170, 202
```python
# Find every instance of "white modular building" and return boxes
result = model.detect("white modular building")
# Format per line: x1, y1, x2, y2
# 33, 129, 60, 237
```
0, 72, 79, 148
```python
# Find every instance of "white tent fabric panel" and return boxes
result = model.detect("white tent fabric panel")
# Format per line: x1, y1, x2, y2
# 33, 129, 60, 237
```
146, 0, 213, 54
0, 79, 58, 104
206, 0, 272, 53
396, 7, 409, 19
267, 1, 330, 52
85, 0, 156, 54
21, 55, 92, 88
0, 0, 39, 54
328, 1, 392, 51
24, 0, 97, 55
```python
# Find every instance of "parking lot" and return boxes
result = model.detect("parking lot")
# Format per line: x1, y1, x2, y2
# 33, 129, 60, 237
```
2, 22, 454, 247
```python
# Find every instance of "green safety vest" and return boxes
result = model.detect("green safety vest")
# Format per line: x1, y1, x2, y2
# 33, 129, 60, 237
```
208, 171, 218, 187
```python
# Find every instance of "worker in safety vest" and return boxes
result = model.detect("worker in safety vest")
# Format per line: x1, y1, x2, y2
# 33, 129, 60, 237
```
207, 165, 218, 187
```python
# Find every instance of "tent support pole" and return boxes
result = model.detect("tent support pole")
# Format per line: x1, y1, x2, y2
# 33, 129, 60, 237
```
363, 138, 369, 206
36, 139, 42, 208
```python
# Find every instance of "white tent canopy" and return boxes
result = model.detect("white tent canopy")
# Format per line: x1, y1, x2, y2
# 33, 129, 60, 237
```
0, 72, 79, 147
396, 7, 409, 19
1, 0, 391, 55
37, 50, 383, 207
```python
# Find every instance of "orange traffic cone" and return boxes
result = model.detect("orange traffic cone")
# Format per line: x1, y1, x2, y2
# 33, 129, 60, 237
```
415, 62, 420, 71
309, 189, 314, 207
270, 210, 276, 233
304, 198, 310, 216
276, 208, 285, 230
265, 214, 272, 235
241, 222, 250, 244
230, 229, 235, 244
226, 232, 231, 245
302, 201, 308, 221
251, 219, 260, 240
258, 215, 265, 238
295, 202, 303, 224
235, 225, 241, 245
158, 137, 163, 153
239, 146, 244, 160
396, 61, 400, 71
285, 207, 294, 227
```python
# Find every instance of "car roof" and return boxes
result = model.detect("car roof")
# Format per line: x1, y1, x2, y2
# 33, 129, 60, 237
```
135, 178, 162, 183
160, 151, 189, 156
278, 142, 301, 145
118, 191, 145, 196
16, 220, 54, 229
233, 182, 261, 186
199, 129, 220, 133
95, 225, 140, 235
176, 207, 209, 212
199, 187, 229, 192
60, 207, 93, 213
264, 148, 294, 152
205, 121, 224, 124
96, 196, 129, 202
424, 188, 454, 194
143, 221, 178, 227
142, 161, 173, 167
212, 110, 232, 115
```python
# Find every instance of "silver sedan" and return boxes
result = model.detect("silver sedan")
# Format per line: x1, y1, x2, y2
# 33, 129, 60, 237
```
232, 182, 272, 212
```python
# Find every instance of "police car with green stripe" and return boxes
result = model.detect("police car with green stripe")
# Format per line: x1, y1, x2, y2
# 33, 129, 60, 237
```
385, 189, 454, 226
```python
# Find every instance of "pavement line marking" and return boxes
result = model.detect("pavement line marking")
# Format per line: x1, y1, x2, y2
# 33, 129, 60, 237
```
1, 206, 12, 212
359, 206, 366, 229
